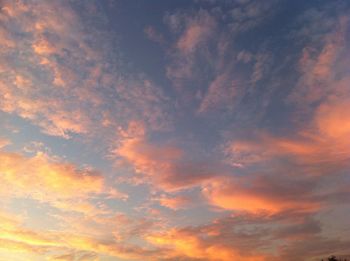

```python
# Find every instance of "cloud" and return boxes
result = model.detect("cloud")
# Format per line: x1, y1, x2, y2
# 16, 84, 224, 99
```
0, 137, 10, 149
144, 208, 348, 261
202, 175, 319, 214
1, 207, 342, 261
197, 71, 238, 113
1, 2, 349, 261
220, 95, 350, 213
0, 210, 162, 260
288, 14, 349, 107
237, 50, 253, 63
315, 96, 350, 144
0, 212, 59, 255
0, 0, 170, 139
273, 217, 321, 240
0, 149, 113, 215
176, 10, 216, 54
195, 0, 279, 34
146, 208, 350, 261
224, 95, 350, 171
144, 26, 165, 45
165, 10, 217, 93
114, 121, 218, 191
158, 194, 192, 210
0, 150, 103, 199
227, 0, 279, 33
48, 252, 98, 261
250, 52, 272, 85
224, 133, 322, 167
278, 237, 350, 261
0, 26, 16, 49
163, 2, 277, 115
147, 227, 266, 261
109, 213, 158, 243
0, 0, 95, 138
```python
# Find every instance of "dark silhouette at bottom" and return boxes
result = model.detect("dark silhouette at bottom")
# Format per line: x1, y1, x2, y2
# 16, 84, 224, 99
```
321, 256, 348, 261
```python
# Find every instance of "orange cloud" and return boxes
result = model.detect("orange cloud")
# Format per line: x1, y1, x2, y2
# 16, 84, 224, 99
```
202, 176, 320, 214
311, 95, 350, 167
158, 194, 191, 210
221, 96, 350, 215
225, 100, 350, 169
0, 26, 16, 48
0, 150, 105, 214
0, 210, 161, 260
0, 137, 10, 149
0, 72, 90, 139
40, 109, 89, 138
316, 97, 350, 142
0, 212, 59, 256
115, 121, 217, 191
116, 122, 182, 174
32, 37, 58, 55
225, 133, 323, 168
147, 228, 266, 261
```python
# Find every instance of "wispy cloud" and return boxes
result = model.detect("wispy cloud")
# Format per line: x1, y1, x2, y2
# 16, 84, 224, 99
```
113, 121, 218, 191
0, 0, 171, 139
202, 174, 320, 214
0, 149, 108, 215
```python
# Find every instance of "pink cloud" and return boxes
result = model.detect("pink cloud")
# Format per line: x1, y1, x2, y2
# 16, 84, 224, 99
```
165, 10, 218, 95
198, 72, 238, 113
176, 11, 216, 54
114, 121, 217, 191
225, 90, 350, 170
0, 137, 11, 149
0, 0, 171, 140
228, 0, 278, 33
202, 175, 320, 214
158, 194, 191, 210
147, 227, 267, 261
144, 26, 165, 45
288, 15, 349, 106
224, 133, 323, 168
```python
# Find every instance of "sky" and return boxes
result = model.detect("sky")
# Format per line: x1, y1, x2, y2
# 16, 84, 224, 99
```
0, 0, 350, 260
